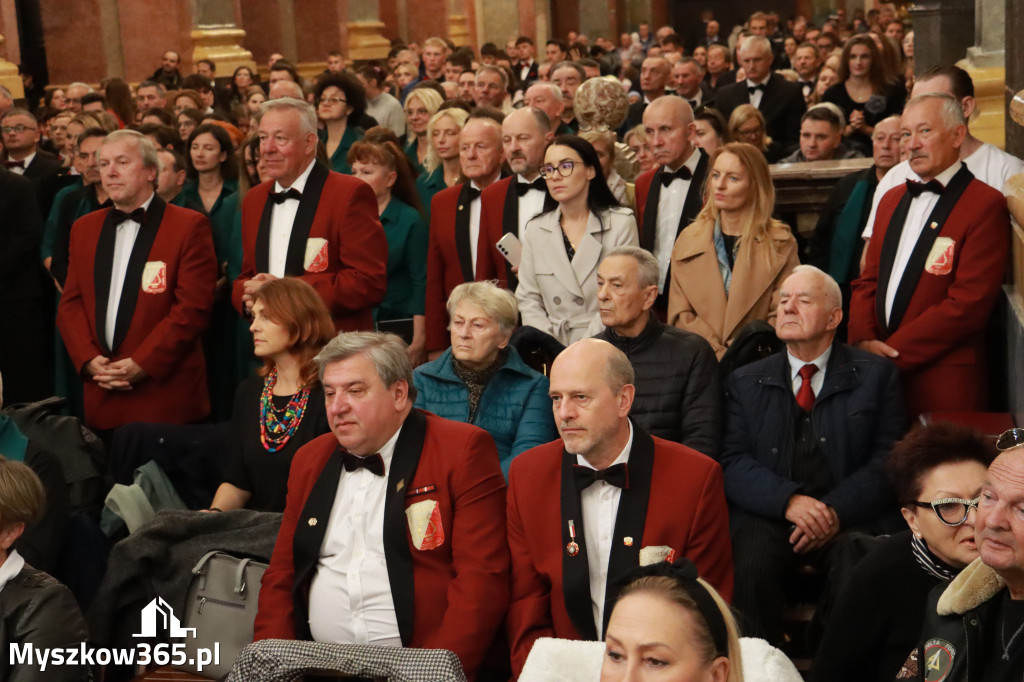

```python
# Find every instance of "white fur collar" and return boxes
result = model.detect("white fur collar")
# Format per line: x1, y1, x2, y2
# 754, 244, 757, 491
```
937, 558, 1007, 616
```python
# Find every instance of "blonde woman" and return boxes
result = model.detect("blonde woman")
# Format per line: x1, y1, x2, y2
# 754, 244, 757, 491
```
668, 143, 799, 358
728, 105, 782, 162
402, 86, 444, 176
418, 107, 469, 215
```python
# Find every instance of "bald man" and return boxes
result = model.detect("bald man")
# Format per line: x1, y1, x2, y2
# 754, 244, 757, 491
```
425, 117, 507, 354
635, 97, 709, 305
506, 338, 733, 677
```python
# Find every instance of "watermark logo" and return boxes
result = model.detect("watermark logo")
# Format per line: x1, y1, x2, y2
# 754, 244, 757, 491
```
10, 599, 219, 672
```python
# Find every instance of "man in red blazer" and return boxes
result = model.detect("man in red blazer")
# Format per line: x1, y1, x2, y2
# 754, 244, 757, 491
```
635, 97, 709, 310
232, 98, 387, 332
506, 338, 733, 676
254, 332, 510, 681
426, 116, 505, 354
849, 93, 1010, 416
480, 107, 552, 291
57, 130, 217, 431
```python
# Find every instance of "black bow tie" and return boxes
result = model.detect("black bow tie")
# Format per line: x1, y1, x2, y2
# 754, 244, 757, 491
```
660, 165, 692, 186
4, 160, 24, 169
465, 186, 481, 201
269, 187, 302, 204
905, 179, 945, 197
572, 463, 629, 491
111, 207, 146, 224
748, 83, 767, 93
688, 99, 699, 109
515, 178, 546, 196
342, 451, 385, 477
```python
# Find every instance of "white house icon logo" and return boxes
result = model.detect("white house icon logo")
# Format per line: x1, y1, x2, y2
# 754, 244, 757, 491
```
133, 597, 196, 638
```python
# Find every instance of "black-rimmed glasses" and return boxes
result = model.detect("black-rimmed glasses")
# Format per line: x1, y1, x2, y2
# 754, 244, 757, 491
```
318, 96, 347, 106
912, 497, 980, 526
997, 428, 1024, 451
539, 160, 577, 179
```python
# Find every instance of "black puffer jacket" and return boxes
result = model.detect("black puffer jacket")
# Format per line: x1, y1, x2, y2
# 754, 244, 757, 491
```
597, 312, 721, 456
0, 563, 89, 682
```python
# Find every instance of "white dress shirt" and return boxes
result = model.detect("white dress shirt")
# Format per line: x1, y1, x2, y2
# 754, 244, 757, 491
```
654, 147, 702, 291
576, 421, 634, 638
746, 77, 770, 109
106, 193, 155, 348
7, 151, 35, 175
308, 427, 404, 647
519, 60, 535, 83
883, 161, 962, 322
516, 174, 547, 237
268, 158, 317, 277
787, 346, 832, 397
469, 180, 485, 273
0, 549, 25, 595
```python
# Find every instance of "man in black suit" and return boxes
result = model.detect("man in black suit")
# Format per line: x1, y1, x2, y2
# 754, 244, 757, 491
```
625, 56, 671, 130
2, 108, 64, 216
714, 36, 806, 153
515, 37, 540, 88
703, 45, 736, 94
671, 58, 713, 111
0, 168, 50, 404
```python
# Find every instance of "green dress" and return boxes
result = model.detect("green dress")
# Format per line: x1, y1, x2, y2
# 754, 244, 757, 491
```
377, 198, 428, 322
415, 166, 447, 221
318, 125, 363, 175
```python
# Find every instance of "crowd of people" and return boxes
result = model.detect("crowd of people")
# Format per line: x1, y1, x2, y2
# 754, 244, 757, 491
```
1, 4, 1024, 681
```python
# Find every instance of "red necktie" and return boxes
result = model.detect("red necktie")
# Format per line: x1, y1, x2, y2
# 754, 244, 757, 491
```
796, 364, 818, 413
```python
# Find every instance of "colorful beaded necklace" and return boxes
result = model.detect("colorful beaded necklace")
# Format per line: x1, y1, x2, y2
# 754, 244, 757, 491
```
259, 368, 311, 452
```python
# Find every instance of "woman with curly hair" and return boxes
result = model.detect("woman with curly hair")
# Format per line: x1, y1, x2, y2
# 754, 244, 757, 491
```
315, 71, 367, 175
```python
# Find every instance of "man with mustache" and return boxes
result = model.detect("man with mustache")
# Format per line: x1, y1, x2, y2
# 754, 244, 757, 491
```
506, 338, 733, 678
850, 93, 1011, 416
480, 107, 552, 289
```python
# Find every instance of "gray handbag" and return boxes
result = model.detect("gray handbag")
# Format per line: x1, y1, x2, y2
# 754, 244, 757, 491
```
175, 550, 268, 680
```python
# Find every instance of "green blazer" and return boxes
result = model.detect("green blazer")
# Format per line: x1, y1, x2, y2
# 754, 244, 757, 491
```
319, 126, 363, 175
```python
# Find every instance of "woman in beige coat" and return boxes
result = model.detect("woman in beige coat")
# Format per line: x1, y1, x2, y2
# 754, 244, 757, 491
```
668, 142, 799, 358
516, 135, 639, 345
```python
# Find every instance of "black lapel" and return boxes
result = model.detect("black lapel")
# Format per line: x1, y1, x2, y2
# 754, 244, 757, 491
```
678, 149, 709, 236
454, 183, 475, 282
110, 197, 165, 353
290, 448, 344, 640
255, 187, 273, 274
93, 208, 119, 355
874, 189, 915, 336
502, 181, 520, 288
284, 161, 330, 275
602, 423, 653, 634
885, 166, 974, 333
560, 449, 598, 640
384, 408, 427, 647
640, 171, 663, 252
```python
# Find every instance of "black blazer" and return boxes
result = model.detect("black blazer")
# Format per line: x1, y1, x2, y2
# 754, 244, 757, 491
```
0, 169, 43, 301
714, 73, 806, 150
22, 150, 64, 216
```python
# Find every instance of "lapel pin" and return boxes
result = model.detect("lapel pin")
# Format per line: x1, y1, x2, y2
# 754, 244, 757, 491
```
566, 520, 580, 557
458, 204, 465, 211
396, 479, 405, 492
624, 536, 633, 546
307, 517, 317, 527
930, 221, 939, 230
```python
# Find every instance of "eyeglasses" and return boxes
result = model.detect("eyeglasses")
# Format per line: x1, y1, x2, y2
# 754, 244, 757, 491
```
912, 497, 980, 526
539, 160, 578, 179
1, 125, 36, 134
318, 97, 347, 106
997, 428, 1024, 451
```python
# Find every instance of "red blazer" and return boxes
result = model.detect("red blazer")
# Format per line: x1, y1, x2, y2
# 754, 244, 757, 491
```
479, 176, 518, 284
231, 161, 388, 332
426, 183, 505, 351
253, 409, 510, 681
506, 424, 733, 677
56, 197, 217, 430
849, 167, 1010, 415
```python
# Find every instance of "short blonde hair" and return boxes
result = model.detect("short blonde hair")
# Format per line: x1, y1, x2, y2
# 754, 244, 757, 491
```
0, 456, 45, 530
446, 281, 519, 332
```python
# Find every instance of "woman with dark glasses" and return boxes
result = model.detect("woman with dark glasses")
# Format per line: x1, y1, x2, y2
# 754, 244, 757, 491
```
811, 422, 996, 682
516, 135, 638, 345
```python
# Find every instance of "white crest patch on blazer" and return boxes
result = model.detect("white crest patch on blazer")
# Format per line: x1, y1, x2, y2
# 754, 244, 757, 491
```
406, 498, 445, 550
142, 261, 167, 294
925, 237, 956, 276
638, 545, 675, 566
304, 237, 329, 273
